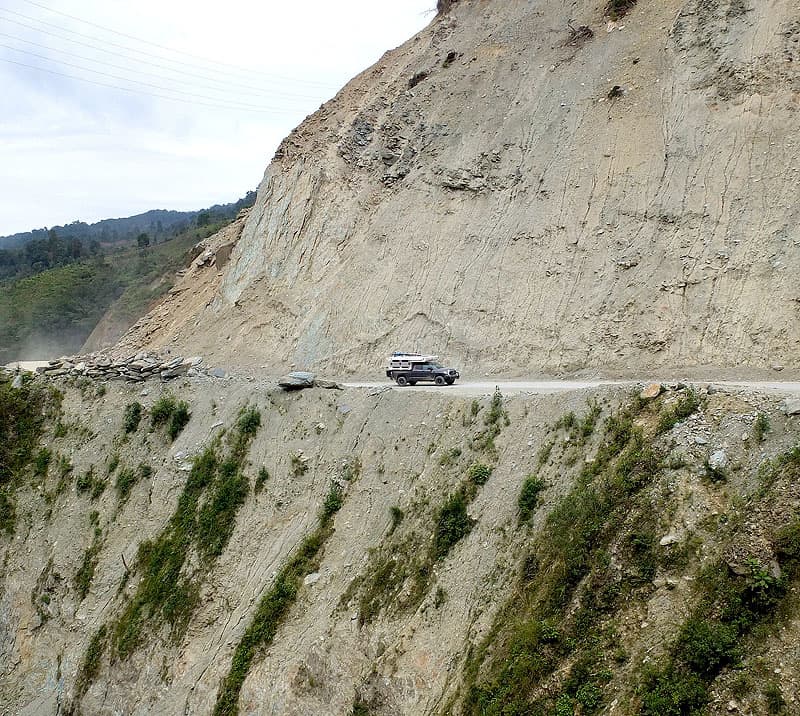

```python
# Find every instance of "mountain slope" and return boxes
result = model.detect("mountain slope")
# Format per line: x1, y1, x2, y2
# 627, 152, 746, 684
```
118, 0, 800, 377
2, 374, 800, 715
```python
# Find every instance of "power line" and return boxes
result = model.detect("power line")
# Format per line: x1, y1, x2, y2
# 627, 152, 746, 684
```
0, 56, 307, 114
0, 31, 329, 102
0, 42, 310, 110
20, 0, 334, 86
0, 6, 338, 88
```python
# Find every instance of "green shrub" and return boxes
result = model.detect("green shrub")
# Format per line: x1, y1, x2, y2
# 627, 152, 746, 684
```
638, 666, 708, 716
321, 484, 344, 520
775, 519, 800, 566
168, 401, 190, 441
389, 506, 404, 533
123, 402, 142, 434
764, 681, 786, 714
607, 0, 637, 19
236, 407, 261, 436
657, 389, 700, 434
34, 447, 52, 477
74, 625, 107, 700
90, 474, 107, 500
555, 412, 577, 431
518, 475, 546, 523
467, 463, 492, 486
115, 465, 149, 505
76, 467, 95, 495
439, 446, 462, 467
432, 491, 474, 561
74, 528, 102, 600
351, 699, 372, 716
254, 467, 270, 494
197, 469, 249, 561
107, 453, 119, 475
675, 618, 740, 675
537, 439, 555, 467
150, 394, 177, 426
0, 378, 49, 532
753, 413, 771, 443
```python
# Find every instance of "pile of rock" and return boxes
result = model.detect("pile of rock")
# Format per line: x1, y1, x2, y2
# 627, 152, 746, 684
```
35, 352, 208, 383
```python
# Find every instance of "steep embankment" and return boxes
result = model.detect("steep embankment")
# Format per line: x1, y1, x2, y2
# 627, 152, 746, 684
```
2, 371, 800, 715
116, 0, 800, 378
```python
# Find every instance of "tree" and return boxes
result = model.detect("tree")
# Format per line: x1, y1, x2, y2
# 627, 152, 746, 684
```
136, 233, 150, 249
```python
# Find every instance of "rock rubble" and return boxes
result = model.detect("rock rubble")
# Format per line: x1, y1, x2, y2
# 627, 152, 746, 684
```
33, 352, 213, 383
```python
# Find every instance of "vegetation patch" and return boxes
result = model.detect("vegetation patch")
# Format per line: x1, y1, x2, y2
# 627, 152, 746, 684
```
115, 463, 151, 505
346, 460, 493, 626
123, 402, 142, 434
74, 526, 103, 601
74, 406, 262, 705
150, 394, 191, 441
517, 475, 547, 524
606, 0, 637, 19
0, 377, 57, 533
634, 446, 800, 714
254, 467, 270, 494
433, 490, 475, 560
212, 478, 347, 715
472, 388, 509, 456
73, 625, 108, 702
636, 557, 789, 714
460, 395, 668, 715
656, 389, 700, 435
753, 412, 771, 444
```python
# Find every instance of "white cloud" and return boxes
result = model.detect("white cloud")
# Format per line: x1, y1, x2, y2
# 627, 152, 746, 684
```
0, 0, 435, 234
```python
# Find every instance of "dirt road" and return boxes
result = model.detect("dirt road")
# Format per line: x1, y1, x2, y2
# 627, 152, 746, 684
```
344, 380, 800, 398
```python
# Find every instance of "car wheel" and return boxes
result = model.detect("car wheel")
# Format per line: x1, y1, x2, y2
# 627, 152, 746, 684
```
435, 376, 446, 386
408, 380, 417, 385
396, 376, 409, 386
445, 378, 455, 385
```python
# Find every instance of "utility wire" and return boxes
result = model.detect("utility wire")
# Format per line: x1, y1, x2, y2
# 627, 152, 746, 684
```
0, 30, 328, 101
0, 57, 306, 114
21, 0, 330, 85
0, 42, 309, 110
1, 5, 337, 87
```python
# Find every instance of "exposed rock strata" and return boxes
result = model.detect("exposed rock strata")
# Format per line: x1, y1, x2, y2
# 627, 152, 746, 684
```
116, 0, 800, 377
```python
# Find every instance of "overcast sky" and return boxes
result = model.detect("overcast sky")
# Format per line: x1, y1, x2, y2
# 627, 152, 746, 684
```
0, 0, 434, 235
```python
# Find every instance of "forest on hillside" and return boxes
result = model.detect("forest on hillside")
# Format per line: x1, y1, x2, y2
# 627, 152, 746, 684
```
0, 191, 255, 282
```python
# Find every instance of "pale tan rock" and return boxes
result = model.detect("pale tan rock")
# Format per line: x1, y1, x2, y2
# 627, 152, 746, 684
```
640, 383, 663, 400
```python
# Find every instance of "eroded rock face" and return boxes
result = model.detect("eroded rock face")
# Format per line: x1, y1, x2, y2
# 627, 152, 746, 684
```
116, 0, 800, 377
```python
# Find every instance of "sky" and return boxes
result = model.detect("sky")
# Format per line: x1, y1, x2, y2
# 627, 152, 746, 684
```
0, 0, 435, 235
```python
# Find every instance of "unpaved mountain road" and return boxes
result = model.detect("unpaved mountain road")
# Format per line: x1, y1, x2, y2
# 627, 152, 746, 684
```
344, 380, 800, 398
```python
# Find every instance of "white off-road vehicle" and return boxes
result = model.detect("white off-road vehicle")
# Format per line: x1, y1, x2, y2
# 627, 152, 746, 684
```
385, 352, 460, 386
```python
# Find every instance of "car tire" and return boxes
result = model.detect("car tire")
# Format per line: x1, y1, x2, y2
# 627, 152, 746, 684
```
445, 378, 455, 385
435, 376, 446, 386
396, 376, 409, 386
409, 380, 418, 385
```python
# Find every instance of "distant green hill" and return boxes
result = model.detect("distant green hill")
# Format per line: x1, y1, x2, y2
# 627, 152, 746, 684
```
0, 215, 236, 364
0, 192, 254, 252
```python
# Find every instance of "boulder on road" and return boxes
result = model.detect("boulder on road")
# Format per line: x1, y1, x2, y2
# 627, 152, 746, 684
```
278, 371, 316, 390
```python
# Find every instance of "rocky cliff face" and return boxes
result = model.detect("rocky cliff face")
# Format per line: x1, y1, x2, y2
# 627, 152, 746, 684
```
3, 373, 800, 715
116, 0, 800, 378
